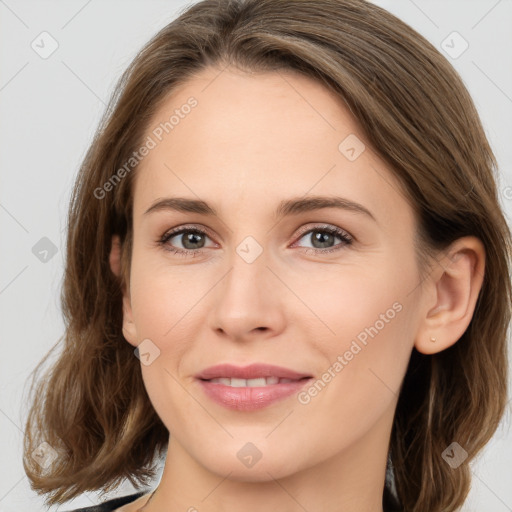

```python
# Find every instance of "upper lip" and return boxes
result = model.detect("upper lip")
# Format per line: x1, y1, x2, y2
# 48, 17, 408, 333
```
195, 363, 312, 381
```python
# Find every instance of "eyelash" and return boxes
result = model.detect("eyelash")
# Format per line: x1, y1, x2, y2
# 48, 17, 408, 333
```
158, 224, 353, 257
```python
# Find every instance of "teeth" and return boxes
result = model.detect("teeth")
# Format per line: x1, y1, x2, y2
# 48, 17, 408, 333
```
231, 378, 248, 387
208, 376, 295, 387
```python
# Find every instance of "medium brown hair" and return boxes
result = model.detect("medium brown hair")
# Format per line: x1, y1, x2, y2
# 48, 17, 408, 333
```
23, 1, 511, 511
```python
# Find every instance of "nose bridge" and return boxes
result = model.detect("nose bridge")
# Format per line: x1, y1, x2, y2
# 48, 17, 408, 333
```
220, 240, 270, 312
209, 236, 285, 338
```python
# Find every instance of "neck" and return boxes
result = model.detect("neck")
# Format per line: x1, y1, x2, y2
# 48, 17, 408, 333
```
144, 408, 394, 512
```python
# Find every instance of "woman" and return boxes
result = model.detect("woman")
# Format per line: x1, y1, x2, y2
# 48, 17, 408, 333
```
23, 0, 511, 511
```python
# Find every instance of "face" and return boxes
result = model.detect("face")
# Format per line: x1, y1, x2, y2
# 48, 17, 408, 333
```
117, 66, 430, 480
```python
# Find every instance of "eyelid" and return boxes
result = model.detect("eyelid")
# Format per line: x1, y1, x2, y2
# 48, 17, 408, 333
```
159, 222, 354, 255
162, 223, 353, 243
160, 224, 219, 247
293, 223, 352, 240
163, 223, 217, 239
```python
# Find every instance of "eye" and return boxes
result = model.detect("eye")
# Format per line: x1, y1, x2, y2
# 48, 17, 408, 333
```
292, 224, 353, 255
158, 223, 353, 258
158, 225, 216, 257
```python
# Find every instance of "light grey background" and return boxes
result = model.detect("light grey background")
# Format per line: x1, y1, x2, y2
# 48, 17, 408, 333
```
1, 1, 511, 511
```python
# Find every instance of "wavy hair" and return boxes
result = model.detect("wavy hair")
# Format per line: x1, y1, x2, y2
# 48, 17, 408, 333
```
23, 1, 511, 510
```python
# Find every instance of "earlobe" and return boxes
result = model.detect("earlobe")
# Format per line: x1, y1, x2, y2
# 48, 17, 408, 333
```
121, 294, 139, 347
414, 236, 485, 355
109, 234, 138, 347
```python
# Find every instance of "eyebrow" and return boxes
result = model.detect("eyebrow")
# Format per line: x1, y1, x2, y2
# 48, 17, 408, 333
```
144, 195, 376, 222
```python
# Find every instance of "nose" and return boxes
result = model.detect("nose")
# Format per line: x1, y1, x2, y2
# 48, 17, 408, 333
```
208, 246, 286, 343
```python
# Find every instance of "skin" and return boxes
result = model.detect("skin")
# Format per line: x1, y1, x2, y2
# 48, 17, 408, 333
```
109, 65, 485, 512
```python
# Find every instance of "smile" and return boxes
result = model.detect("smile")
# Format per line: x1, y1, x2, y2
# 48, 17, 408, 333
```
195, 363, 313, 411
205, 376, 300, 387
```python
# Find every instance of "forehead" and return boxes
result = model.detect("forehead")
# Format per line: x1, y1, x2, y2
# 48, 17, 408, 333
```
132, 66, 412, 229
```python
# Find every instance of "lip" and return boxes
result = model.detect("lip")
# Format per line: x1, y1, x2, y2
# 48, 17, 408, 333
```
195, 363, 311, 380
195, 363, 313, 411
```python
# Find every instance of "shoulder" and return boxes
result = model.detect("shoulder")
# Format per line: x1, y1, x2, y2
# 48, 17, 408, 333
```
62, 492, 147, 512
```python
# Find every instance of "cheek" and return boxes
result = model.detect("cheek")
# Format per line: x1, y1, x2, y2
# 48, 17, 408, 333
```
129, 259, 210, 342
295, 254, 414, 347
129, 264, 201, 431
299, 254, 418, 405
293, 304, 415, 460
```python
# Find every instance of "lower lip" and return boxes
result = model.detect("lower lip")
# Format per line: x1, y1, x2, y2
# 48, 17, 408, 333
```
197, 378, 312, 411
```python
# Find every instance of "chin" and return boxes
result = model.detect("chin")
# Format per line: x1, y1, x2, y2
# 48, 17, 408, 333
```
204, 456, 303, 482
187, 436, 307, 481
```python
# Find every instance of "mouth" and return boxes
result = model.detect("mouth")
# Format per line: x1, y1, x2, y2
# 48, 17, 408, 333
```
195, 362, 312, 381
201, 376, 310, 387
195, 363, 313, 411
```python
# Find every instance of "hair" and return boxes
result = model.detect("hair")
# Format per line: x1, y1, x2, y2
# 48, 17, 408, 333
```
22, 1, 511, 511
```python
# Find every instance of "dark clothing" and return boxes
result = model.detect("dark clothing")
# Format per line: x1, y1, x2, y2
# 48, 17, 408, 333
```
64, 492, 146, 512
383, 484, 403, 511
65, 486, 402, 511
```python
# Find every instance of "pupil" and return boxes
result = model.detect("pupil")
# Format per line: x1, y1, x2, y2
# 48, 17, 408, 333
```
180, 230, 335, 250
312, 231, 333, 249
183, 232, 204, 249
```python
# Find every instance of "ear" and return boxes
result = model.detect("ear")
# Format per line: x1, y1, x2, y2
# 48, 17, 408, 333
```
109, 234, 138, 347
414, 236, 485, 355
